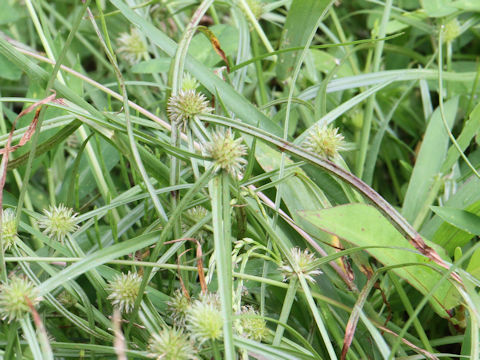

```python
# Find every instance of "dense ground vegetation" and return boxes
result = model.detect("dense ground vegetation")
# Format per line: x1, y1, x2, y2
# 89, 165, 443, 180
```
0, 0, 479, 359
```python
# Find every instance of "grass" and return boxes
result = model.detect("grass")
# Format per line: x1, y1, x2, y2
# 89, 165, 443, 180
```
0, 0, 479, 359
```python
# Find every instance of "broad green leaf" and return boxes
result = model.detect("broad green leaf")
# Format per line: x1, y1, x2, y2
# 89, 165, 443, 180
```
385, 19, 409, 34
310, 50, 353, 77
189, 24, 238, 68
0, 53, 22, 80
423, 0, 457, 17
300, 204, 460, 316
0, 2, 22, 25
385, 10, 428, 35
299, 69, 478, 98
466, 247, 480, 280
452, 0, 480, 11
131, 58, 170, 74
234, 336, 314, 360
431, 200, 480, 254
422, 174, 480, 236
402, 97, 459, 225
276, 0, 332, 81
431, 206, 480, 236
254, 142, 335, 244
441, 102, 480, 173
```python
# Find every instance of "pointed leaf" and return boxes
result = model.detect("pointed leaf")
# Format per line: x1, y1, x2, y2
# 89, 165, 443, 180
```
300, 204, 460, 317
276, 0, 332, 80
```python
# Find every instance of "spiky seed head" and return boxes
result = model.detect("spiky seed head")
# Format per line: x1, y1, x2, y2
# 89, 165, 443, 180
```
186, 206, 208, 222
117, 28, 148, 65
304, 125, 346, 159
148, 327, 197, 360
1, 208, 18, 251
184, 206, 209, 240
167, 289, 191, 326
167, 90, 213, 128
235, 306, 269, 341
0, 275, 40, 322
107, 271, 142, 313
198, 292, 221, 308
205, 129, 247, 177
443, 19, 461, 43
38, 204, 79, 242
186, 293, 223, 345
245, 0, 264, 19
182, 73, 199, 91
58, 290, 78, 308
280, 247, 322, 283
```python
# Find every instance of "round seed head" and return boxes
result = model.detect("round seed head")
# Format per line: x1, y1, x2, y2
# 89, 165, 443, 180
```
38, 204, 79, 242
280, 247, 322, 283
117, 28, 148, 65
186, 293, 223, 345
148, 327, 197, 360
1, 208, 18, 251
167, 90, 213, 128
205, 129, 248, 177
235, 306, 269, 341
107, 271, 142, 313
443, 19, 461, 43
167, 289, 191, 326
181, 73, 199, 91
0, 275, 40, 322
245, 0, 264, 19
304, 125, 346, 159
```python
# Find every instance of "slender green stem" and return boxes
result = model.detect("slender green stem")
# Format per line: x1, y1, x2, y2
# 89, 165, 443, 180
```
389, 274, 434, 353
210, 172, 235, 359
15, 0, 91, 248
87, 6, 168, 223
298, 274, 337, 359
19, 318, 43, 360
237, 0, 276, 59
437, 26, 480, 179
387, 243, 479, 359
251, 31, 268, 106
272, 277, 298, 346
211, 340, 222, 360
126, 167, 214, 335
355, 0, 393, 178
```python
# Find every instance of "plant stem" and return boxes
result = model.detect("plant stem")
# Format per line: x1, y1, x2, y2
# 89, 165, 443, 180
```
272, 277, 298, 346
210, 171, 235, 359
355, 0, 393, 178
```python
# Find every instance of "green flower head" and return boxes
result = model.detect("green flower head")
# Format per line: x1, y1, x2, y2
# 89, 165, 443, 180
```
0, 275, 40, 322
107, 271, 142, 313
38, 204, 79, 242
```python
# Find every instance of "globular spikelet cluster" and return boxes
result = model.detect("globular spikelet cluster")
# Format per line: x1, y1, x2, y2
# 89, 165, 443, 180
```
443, 19, 461, 43
280, 247, 322, 283
1, 208, 19, 251
148, 327, 197, 360
185, 293, 223, 345
304, 124, 346, 159
181, 73, 199, 92
243, 0, 264, 19
38, 204, 79, 242
205, 129, 248, 178
168, 289, 192, 326
107, 271, 142, 313
167, 90, 213, 128
235, 305, 269, 341
117, 28, 148, 64
153, 290, 271, 358
0, 275, 40, 322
